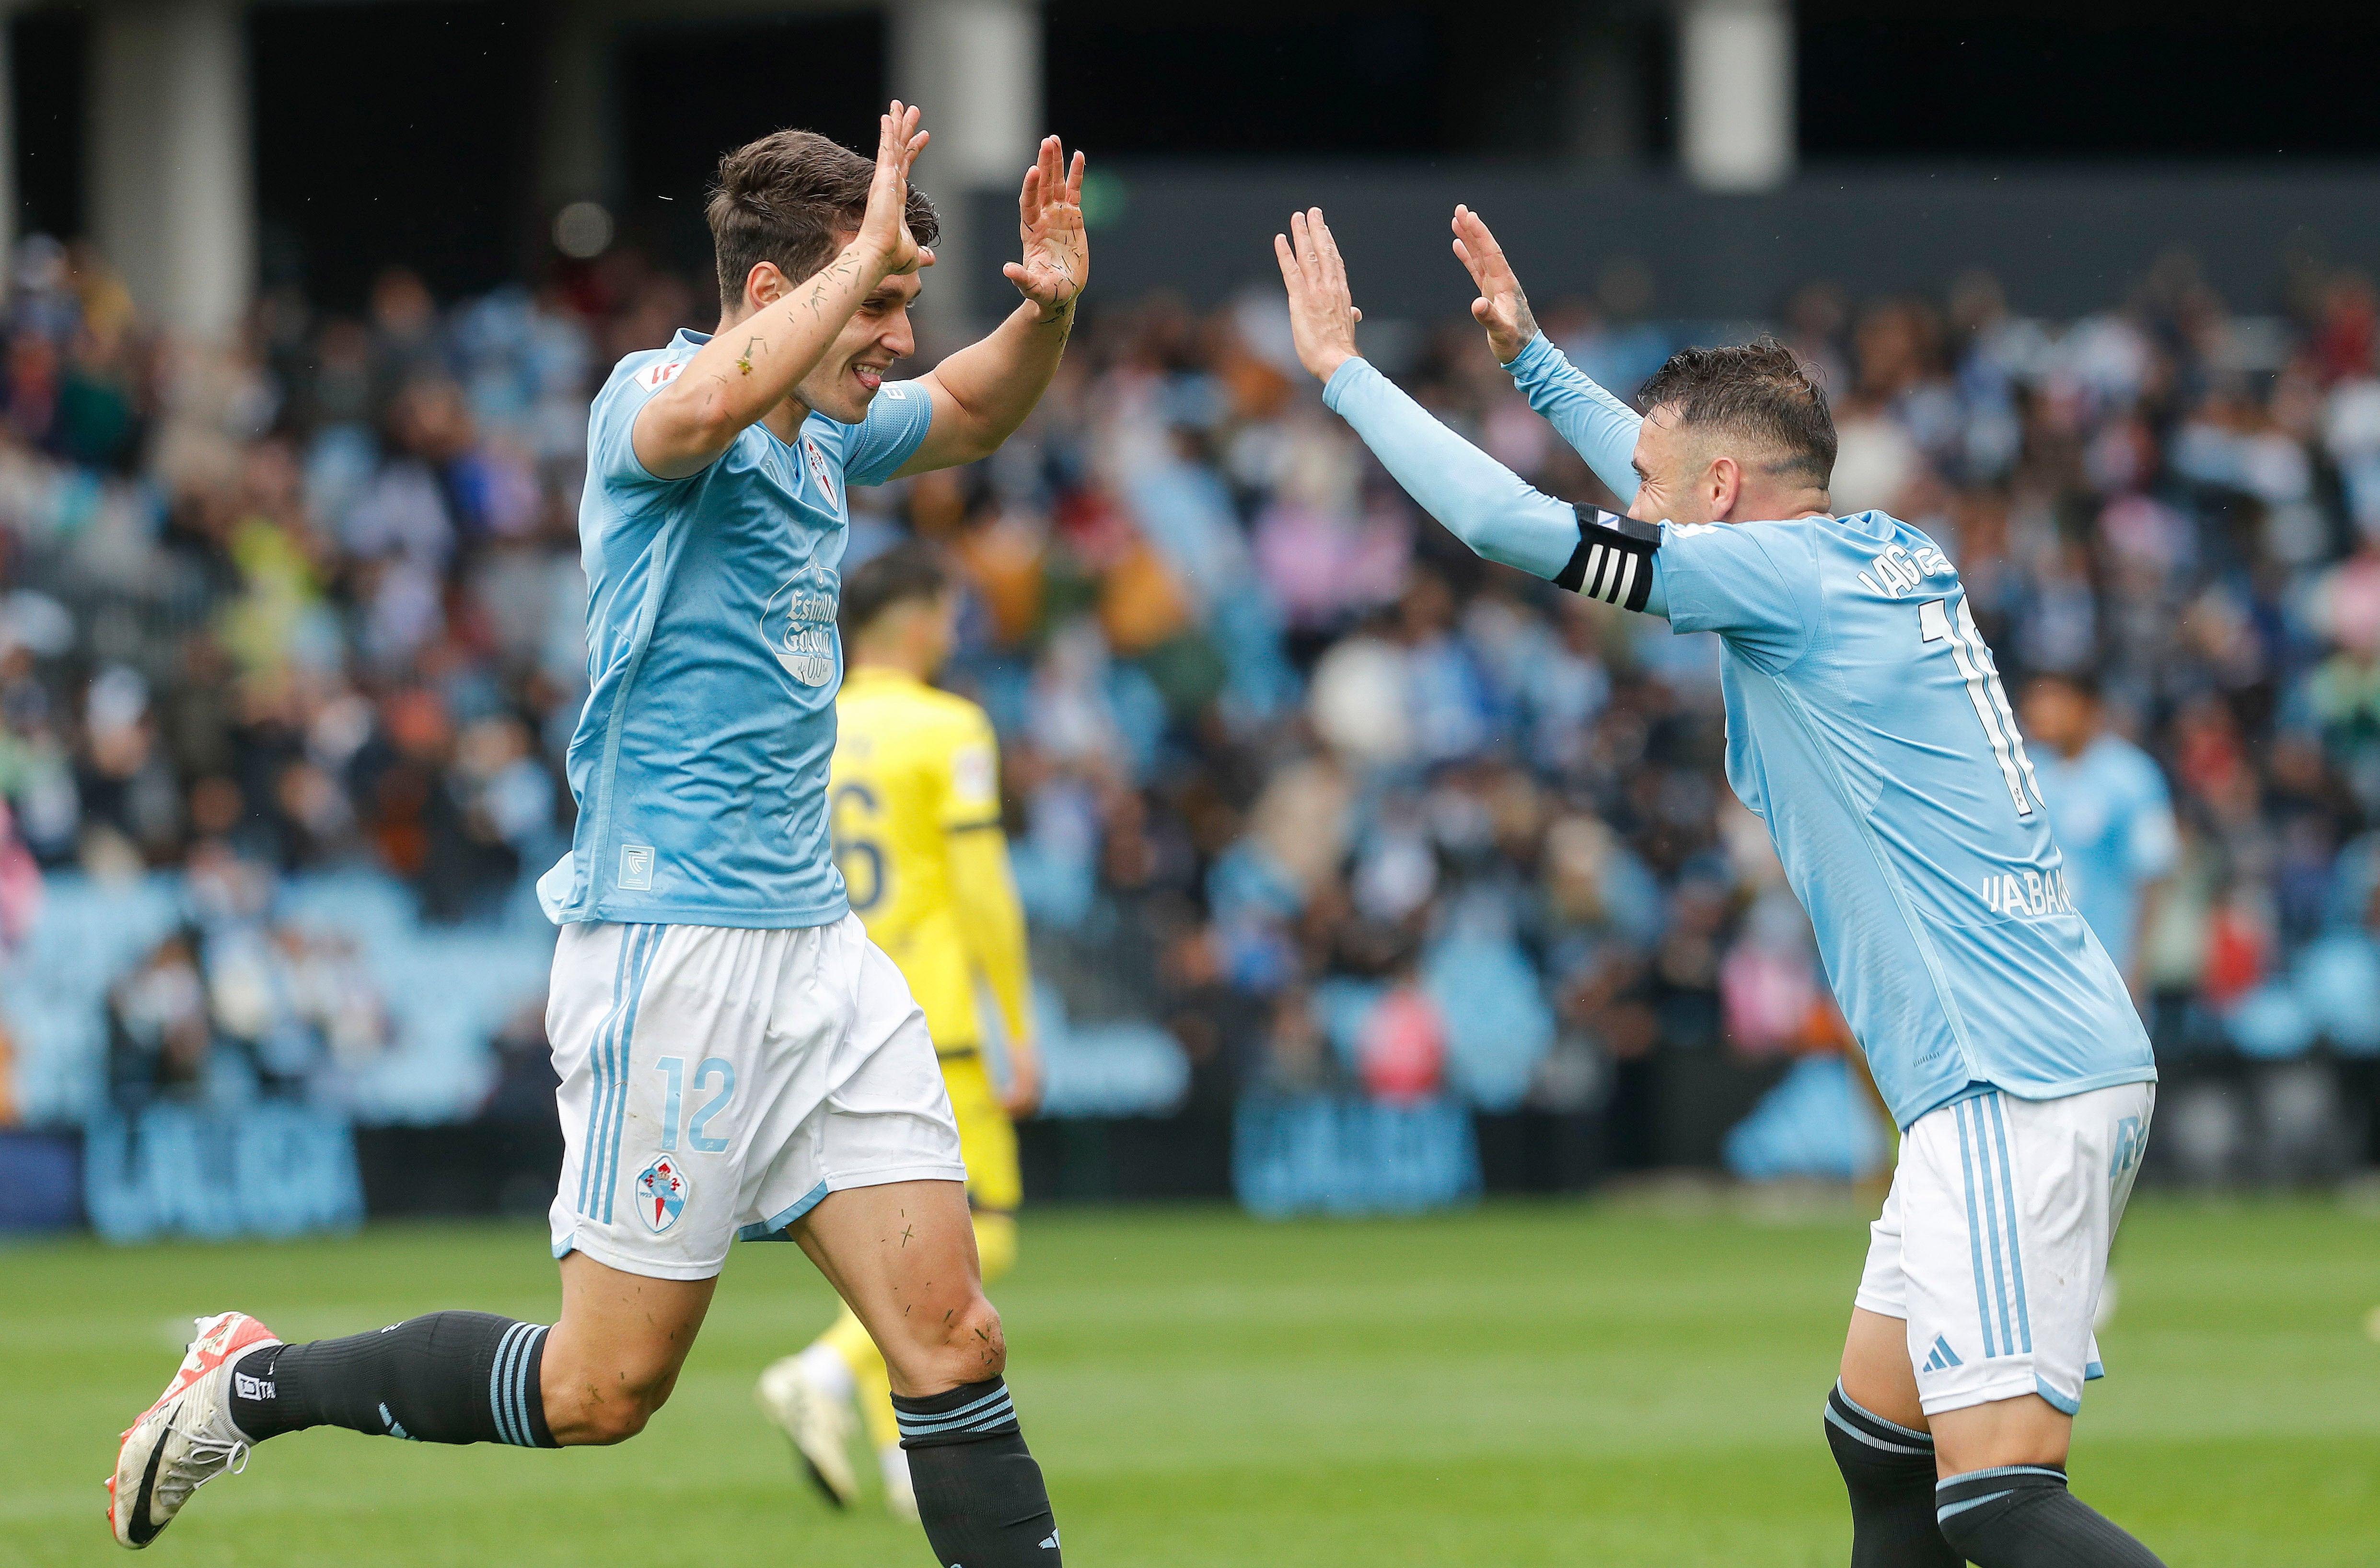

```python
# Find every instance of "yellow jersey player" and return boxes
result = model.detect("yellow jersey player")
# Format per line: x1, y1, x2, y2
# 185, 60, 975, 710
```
756, 542, 1040, 1520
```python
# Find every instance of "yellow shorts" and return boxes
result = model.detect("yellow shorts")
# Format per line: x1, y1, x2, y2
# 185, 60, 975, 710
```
940, 1050, 1021, 1213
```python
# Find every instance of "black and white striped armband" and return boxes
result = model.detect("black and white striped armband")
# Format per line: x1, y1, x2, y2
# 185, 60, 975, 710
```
1552, 507, 1660, 611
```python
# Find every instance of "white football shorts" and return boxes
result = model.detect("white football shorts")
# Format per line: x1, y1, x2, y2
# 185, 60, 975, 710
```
545, 913, 966, 1280
1856, 1080, 2153, 1417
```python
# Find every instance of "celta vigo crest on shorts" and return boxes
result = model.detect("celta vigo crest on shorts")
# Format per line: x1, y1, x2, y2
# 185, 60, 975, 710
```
635, 1154, 690, 1234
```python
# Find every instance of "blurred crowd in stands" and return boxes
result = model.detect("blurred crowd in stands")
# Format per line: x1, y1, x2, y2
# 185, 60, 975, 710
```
3, 226, 2378, 1183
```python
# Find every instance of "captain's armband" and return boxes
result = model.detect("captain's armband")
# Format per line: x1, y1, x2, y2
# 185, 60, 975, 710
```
1554, 507, 1660, 611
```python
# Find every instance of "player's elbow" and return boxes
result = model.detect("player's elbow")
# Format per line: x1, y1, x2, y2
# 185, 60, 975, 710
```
639, 389, 738, 478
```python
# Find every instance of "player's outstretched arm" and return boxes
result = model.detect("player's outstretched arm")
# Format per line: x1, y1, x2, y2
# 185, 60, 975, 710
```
1450, 205, 1643, 505
1276, 208, 1587, 584
894, 136, 1089, 474
634, 103, 933, 480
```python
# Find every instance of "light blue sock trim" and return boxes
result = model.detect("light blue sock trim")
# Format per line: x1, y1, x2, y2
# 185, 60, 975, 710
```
897, 1395, 1016, 1436
1940, 1465, 2068, 1486
1937, 1488, 2014, 1522
1831, 1380, 1934, 1443
1825, 1403, 1932, 1456
488, 1322, 532, 1446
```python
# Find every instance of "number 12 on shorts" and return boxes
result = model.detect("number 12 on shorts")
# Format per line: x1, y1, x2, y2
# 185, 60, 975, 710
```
653, 1056, 737, 1153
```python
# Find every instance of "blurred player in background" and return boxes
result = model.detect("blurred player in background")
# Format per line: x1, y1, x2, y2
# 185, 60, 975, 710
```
110, 106, 1087, 1568
1274, 205, 2169, 1568
756, 542, 1040, 1520
2020, 672, 2178, 999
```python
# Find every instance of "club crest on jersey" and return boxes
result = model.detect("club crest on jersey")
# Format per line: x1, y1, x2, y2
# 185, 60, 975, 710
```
762, 566, 841, 687
635, 1155, 689, 1234
800, 437, 839, 508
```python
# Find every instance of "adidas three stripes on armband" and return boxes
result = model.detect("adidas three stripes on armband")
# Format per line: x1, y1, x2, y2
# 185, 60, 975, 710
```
1553, 507, 1660, 611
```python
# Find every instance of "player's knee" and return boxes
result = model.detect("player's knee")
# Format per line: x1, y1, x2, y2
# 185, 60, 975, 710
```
891, 1290, 1006, 1390
541, 1352, 678, 1445
570, 1389, 661, 1445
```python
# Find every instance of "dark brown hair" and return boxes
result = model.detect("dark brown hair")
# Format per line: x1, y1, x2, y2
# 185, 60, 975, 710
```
1638, 335, 1836, 489
706, 129, 940, 312
840, 540, 949, 636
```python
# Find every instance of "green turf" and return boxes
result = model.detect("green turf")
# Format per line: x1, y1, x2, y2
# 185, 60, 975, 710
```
6, 1194, 2377, 1566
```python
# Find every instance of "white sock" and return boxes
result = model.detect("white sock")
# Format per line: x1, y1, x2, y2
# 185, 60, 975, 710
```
797, 1342, 857, 1404
880, 1442, 912, 1493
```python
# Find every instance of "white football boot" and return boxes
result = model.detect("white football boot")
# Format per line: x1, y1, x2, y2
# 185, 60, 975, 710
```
879, 1442, 919, 1522
755, 1354, 860, 1508
110, 1312, 281, 1549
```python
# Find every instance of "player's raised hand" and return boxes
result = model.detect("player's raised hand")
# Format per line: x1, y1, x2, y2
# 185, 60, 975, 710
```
1451, 205, 1539, 364
859, 101, 933, 277
1006, 137, 1088, 322
1274, 208, 1364, 383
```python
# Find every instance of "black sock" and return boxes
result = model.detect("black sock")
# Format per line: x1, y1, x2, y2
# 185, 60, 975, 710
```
893, 1378, 1060, 1567
229, 1312, 557, 1448
1937, 1465, 2168, 1567
1825, 1382, 1961, 1568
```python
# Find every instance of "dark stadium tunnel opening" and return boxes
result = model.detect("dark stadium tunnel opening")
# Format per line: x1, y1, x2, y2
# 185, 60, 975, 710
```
249, 0, 543, 311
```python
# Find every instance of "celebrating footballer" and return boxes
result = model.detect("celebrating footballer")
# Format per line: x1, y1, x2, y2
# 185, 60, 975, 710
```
113, 103, 1086, 1568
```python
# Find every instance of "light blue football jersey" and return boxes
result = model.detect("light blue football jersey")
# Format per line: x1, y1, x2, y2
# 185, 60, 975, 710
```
2029, 733, 2177, 977
538, 328, 934, 928
1647, 512, 2156, 1126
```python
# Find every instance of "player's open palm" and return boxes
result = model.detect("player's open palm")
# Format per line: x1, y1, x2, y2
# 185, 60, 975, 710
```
1274, 208, 1364, 383
1451, 205, 1538, 364
1007, 137, 1088, 320
862, 101, 932, 277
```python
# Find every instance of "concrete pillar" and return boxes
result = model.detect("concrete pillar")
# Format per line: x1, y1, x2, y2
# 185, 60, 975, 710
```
0, 12, 15, 267
88, 0, 253, 338
1678, 0, 1794, 192
536, 3, 617, 224
889, 0, 1041, 335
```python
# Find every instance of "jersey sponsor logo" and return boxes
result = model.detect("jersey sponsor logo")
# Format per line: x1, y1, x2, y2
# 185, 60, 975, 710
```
633, 357, 685, 392
1979, 867, 2076, 918
618, 843, 654, 891
763, 567, 841, 687
635, 1154, 690, 1234
801, 437, 839, 509
1858, 541, 1955, 598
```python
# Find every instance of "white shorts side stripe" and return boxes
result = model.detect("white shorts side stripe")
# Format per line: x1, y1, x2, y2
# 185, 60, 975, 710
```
1986, 1095, 2034, 1353
597, 926, 664, 1223
1970, 1098, 2019, 1358
1952, 1098, 2000, 1358
576, 930, 640, 1216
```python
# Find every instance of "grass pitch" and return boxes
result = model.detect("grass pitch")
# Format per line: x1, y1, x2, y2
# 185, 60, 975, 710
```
5, 1195, 2376, 1566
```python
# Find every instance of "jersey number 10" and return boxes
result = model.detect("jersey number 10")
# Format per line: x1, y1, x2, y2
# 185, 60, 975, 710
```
1918, 597, 2046, 820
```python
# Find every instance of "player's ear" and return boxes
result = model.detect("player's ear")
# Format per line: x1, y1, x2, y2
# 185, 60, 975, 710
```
744, 262, 786, 314
1708, 455, 1742, 521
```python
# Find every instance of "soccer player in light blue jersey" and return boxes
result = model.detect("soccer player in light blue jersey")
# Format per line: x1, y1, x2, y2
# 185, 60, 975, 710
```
1275, 207, 2167, 1568
111, 105, 1082, 1568
2020, 672, 2178, 992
